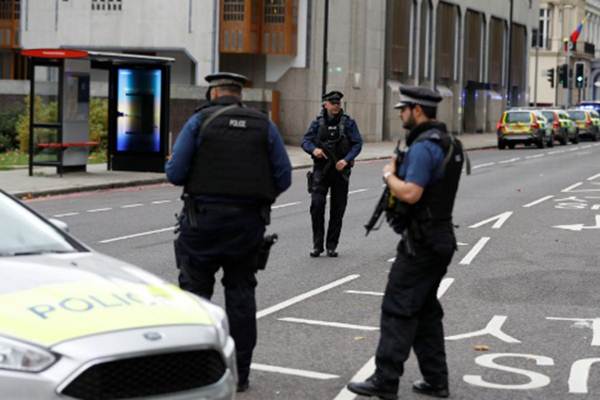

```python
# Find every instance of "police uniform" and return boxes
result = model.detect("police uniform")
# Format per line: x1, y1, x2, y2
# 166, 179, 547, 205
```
166, 72, 292, 391
347, 86, 464, 400
301, 91, 363, 257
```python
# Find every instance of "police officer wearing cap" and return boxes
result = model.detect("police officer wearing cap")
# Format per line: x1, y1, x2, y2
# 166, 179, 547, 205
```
301, 91, 362, 257
347, 86, 465, 400
166, 72, 292, 392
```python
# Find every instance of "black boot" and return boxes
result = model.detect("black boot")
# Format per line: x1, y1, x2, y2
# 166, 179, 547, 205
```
346, 375, 398, 400
310, 248, 324, 257
326, 249, 338, 257
412, 380, 449, 398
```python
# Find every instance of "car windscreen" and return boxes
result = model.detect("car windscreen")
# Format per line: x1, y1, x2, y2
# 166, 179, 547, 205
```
559, 112, 571, 120
0, 193, 79, 256
504, 112, 531, 123
541, 111, 555, 122
590, 111, 600, 118
568, 111, 586, 120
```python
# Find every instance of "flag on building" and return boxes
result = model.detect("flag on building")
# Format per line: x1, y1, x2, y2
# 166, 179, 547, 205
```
570, 18, 586, 43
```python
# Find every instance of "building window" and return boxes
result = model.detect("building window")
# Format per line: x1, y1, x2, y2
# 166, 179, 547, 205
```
539, 8, 550, 49
223, 0, 244, 21
91, 0, 122, 12
265, 0, 285, 24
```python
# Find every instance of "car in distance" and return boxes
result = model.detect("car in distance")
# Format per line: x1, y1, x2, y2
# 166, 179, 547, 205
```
0, 189, 236, 400
496, 109, 552, 149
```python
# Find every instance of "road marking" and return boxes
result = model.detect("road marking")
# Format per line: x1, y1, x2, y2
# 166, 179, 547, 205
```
457, 242, 468, 246
498, 157, 520, 164
345, 290, 383, 296
251, 363, 339, 380
333, 274, 455, 400
256, 274, 360, 319
525, 154, 545, 159
87, 208, 112, 213
593, 205, 600, 210
581, 144, 592, 149
553, 215, 600, 231
121, 203, 144, 209
459, 237, 491, 265
548, 150, 566, 155
472, 162, 495, 169
437, 278, 455, 298
469, 211, 513, 229
587, 173, 600, 181
99, 227, 175, 244
523, 195, 554, 208
562, 182, 583, 192
272, 201, 301, 209
333, 357, 376, 400
575, 151, 592, 156
151, 200, 172, 204
279, 317, 379, 331
387, 257, 395, 263
446, 315, 521, 343
349, 189, 369, 195
52, 212, 79, 218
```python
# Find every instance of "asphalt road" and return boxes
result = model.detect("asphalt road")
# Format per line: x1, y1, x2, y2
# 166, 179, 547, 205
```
28, 141, 600, 400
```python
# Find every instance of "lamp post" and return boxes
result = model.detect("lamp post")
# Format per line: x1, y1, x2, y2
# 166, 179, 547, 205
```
321, 0, 329, 96
506, 0, 514, 107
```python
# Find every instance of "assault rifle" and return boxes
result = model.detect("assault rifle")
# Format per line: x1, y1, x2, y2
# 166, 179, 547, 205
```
364, 141, 405, 236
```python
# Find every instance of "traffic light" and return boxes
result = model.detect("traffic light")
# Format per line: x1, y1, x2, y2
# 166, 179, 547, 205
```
558, 64, 568, 88
546, 68, 555, 88
575, 62, 585, 88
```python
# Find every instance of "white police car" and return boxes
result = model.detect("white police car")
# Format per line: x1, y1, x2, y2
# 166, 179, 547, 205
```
0, 190, 236, 399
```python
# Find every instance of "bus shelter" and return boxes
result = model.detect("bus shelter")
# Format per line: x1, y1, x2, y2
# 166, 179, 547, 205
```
21, 49, 173, 176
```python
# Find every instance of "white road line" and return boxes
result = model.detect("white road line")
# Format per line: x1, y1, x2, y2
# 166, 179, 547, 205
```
472, 162, 495, 169
588, 173, 600, 181
151, 200, 172, 204
333, 358, 376, 400
457, 242, 468, 246
469, 211, 513, 229
575, 151, 592, 156
349, 188, 369, 195
593, 205, 600, 210
525, 154, 545, 159
548, 150, 566, 155
99, 227, 175, 244
523, 195, 554, 208
251, 363, 339, 380
562, 182, 583, 192
437, 278, 455, 298
121, 203, 144, 209
272, 201, 301, 209
333, 274, 455, 400
387, 257, 395, 263
87, 208, 112, 213
498, 157, 520, 164
567, 146, 580, 152
581, 145, 592, 149
256, 274, 360, 319
279, 317, 379, 331
459, 237, 491, 265
345, 290, 383, 296
52, 212, 79, 218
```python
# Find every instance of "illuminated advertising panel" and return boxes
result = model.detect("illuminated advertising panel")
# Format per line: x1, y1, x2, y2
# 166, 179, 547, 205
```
116, 68, 162, 153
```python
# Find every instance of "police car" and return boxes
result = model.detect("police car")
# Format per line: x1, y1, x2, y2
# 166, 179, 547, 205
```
0, 190, 236, 399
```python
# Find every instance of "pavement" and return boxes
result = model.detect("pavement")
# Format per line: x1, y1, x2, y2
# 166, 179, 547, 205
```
1, 132, 497, 198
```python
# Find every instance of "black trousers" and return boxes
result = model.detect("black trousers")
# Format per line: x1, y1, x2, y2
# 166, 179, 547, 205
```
309, 166, 350, 251
174, 204, 265, 384
374, 240, 453, 388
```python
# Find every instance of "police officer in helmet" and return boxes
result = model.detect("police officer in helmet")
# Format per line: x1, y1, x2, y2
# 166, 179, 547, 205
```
347, 86, 465, 399
301, 91, 363, 257
166, 72, 292, 392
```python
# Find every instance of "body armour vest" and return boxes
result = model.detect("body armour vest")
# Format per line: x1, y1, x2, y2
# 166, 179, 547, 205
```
317, 113, 352, 161
185, 103, 277, 203
410, 124, 464, 225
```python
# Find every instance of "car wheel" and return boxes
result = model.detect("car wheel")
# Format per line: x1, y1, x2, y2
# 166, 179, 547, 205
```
594, 132, 600, 142
497, 140, 506, 150
547, 138, 554, 147
537, 136, 545, 149
508, 143, 515, 149
572, 136, 580, 144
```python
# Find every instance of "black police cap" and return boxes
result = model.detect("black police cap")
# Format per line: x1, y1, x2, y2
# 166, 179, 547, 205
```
204, 72, 249, 89
394, 85, 442, 109
322, 91, 344, 102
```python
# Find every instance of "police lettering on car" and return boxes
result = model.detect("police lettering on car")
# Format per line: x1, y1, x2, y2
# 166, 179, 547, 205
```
348, 85, 466, 400
301, 90, 363, 257
166, 72, 292, 393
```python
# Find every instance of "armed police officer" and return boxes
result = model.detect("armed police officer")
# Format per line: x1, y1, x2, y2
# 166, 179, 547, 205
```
166, 72, 292, 393
301, 91, 362, 257
347, 86, 465, 399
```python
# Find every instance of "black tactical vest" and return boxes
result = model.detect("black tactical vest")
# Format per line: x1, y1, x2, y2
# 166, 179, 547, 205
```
317, 113, 352, 160
185, 101, 277, 203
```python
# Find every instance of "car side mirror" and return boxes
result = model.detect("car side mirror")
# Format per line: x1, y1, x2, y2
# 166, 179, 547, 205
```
48, 218, 69, 233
